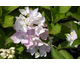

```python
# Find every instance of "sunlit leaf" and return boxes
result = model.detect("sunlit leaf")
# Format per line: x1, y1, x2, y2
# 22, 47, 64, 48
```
59, 6, 71, 13
1, 15, 14, 28
51, 45, 65, 59
59, 50, 74, 59
49, 23, 61, 35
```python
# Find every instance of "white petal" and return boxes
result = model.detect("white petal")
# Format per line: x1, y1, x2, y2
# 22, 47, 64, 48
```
35, 52, 40, 58
25, 6, 29, 14
14, 19, 27, 32
19, 9, 27, 16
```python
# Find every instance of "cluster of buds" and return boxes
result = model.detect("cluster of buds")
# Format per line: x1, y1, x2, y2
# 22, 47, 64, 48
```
10, 7, 51, 58
0, 47, 15, 59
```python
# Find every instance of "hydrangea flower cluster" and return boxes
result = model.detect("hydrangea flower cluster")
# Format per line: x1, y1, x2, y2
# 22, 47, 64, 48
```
66, 29, 78, 48
10, 7, 51, 58
0, 47, 15, 59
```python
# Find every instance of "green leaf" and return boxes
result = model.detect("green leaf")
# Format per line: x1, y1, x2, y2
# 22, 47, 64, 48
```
72, 39, 80, 46
42, 8, 51, 21
0, 6, 2, 17
59, 50, 74, 59
1, 15, 14, 28
0, 55, 4, 59
45, 14, 52, 32
72, 21, 80, 38
77, 56, 80, 59
66, 12, 80, 21
0, 28, 5, 48
59, 6, 71, 13
41, 6, 50, 10
2, 6, 19, 14
58, 41, 70, 49
55, 24, 71, 39
5, 37, 13, 44
50, 7, 65, 23
49, 23, 61, 35
16, 45, 24, 54
51, 45, 65, 59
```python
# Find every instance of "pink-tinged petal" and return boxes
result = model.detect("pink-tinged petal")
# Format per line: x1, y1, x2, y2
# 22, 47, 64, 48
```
10, 33, 20, 43
27, 47, 36, 55
40, 51, 47, 57
35, 26, 45, 36
40, 29, 48, 40
20, 39, 28, 44
24, 41, 34, 49
27, 27, 35, 35
29, 8, 38, 17
39, 44, 50, 52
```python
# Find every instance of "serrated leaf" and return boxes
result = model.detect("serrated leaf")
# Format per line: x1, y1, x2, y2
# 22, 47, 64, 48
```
1, 15, 14, 28
2, 6, 19, 14
0, 6, 2, 17
59, 6, 71, 13
51, 45, 65, 59
0, 28, 5, 48
49, 23, 61, 35
59, 50, 74, 59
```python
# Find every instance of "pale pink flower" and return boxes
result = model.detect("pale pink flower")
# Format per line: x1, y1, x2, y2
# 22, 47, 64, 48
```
10, 32, 29, 44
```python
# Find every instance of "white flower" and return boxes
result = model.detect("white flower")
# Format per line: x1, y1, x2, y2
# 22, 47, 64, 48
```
40, 51, 47, 57
35, 51, 40, 58
10, 47, 15, 50
19, 6, 29, 16
74, 21, 80, 25
15, 14, 26, 20
8, 55, 13, 59
14, 18, 27, 32
35, 26, 45, 36
66, 30, 78, 47
0, 47, 15, 59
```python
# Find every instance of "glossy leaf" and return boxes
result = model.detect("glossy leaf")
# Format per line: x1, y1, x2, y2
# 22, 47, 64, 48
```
0, 28, 5, 48
51, 45, 65, 59
59, 6, 71, 13
59, 50, 74, 59
1, 15, 14, 28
